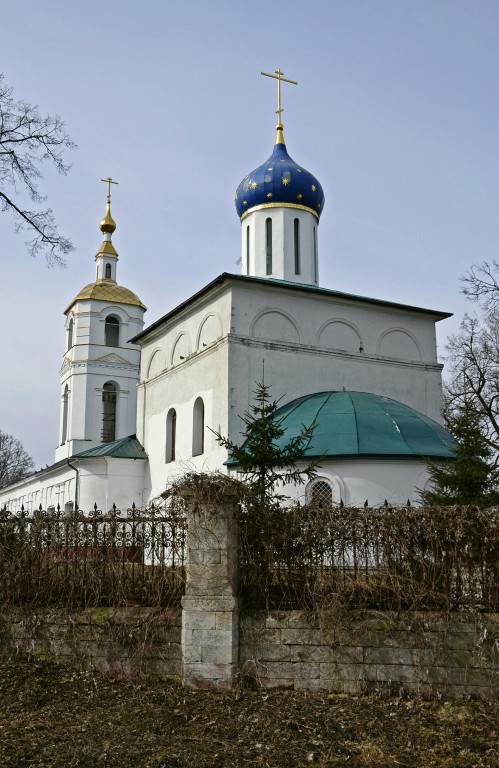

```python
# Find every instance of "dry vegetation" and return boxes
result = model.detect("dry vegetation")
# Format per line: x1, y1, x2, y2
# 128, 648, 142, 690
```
0, 654, 497, 768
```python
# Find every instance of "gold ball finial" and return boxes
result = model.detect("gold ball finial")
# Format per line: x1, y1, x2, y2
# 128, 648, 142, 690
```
100, 176, 118, 234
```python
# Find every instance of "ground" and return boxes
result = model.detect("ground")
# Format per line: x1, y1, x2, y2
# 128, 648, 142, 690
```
0, 655, 497, 767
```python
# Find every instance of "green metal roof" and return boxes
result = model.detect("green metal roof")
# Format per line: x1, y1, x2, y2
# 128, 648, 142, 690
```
74, 435, 148, 460
228, 392, 455, 464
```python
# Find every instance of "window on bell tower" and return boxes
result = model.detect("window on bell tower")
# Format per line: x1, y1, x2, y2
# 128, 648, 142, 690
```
105, 315, 120, 347
102, 382, 117, 443
105, 263, 112, 279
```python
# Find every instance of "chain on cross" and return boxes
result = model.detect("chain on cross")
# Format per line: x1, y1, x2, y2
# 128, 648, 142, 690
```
260, 68, 298, 125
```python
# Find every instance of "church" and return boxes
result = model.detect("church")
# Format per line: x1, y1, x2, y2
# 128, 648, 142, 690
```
0, 72, 455, 513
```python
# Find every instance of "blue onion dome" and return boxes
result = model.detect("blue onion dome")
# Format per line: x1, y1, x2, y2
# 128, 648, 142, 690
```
235, 129, 325, 221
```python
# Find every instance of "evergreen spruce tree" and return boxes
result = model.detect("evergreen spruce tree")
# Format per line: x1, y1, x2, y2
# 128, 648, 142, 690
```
213, 380, 320, 507
420, 398, 499, 506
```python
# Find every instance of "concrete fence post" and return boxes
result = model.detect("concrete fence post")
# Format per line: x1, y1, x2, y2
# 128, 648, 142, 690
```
180, 490, 239, 689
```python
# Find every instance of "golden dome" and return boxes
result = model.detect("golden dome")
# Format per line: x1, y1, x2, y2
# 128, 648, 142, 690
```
65, 281, 146, 313
100, 201, 116, 234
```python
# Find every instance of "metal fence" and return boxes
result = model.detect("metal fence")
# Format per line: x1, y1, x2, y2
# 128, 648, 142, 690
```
0, 503, 186, 609
238, 503, 499, 612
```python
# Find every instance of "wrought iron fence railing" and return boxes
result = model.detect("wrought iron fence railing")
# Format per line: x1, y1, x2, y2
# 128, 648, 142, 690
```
0, 503, 186, 609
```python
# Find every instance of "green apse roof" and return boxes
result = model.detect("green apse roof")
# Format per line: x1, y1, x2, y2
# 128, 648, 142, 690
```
228, 392, 455, 464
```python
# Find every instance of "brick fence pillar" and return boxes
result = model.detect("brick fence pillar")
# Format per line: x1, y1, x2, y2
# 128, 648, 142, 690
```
180, 491, 239, 689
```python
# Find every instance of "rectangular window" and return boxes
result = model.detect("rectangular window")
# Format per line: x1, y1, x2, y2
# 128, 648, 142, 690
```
266, 218, 272, 275
294, 218, 300, 275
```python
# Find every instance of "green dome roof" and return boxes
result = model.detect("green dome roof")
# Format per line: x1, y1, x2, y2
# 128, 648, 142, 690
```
234, 392, 455, 461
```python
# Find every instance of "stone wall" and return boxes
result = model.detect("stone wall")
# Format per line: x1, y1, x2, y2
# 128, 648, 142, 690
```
240, 610, 499, 697
0, 607, 181, 679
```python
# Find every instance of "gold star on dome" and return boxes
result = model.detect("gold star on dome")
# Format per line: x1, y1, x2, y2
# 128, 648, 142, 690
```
235, 192, 238, 200
297, 193, 303, 200
243, 200, 248, 206
267, 192, 273, 198
251, 181, 258, 189
267, 167, 273, 171
311, 184, 316, 192
282, 177, 290, 186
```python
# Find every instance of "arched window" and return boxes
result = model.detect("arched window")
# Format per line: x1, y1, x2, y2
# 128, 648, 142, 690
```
307, 479, 333, 508
105, 315, 120, 347
166, 408, 177, 463
105, 263, 112, 279
192, 397, 205, 456
102, 382, 117, 443
266, 217, 272, 275
246, 225, 250, 275
67, 318, 74, 351
61, 385, 69, 445
294, 218, 300, 275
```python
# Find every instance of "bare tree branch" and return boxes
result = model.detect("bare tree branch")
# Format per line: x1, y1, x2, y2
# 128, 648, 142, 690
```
0, 73, 76, 266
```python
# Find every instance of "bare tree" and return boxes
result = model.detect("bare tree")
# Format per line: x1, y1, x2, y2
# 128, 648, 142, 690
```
461, 259, 499, 315
0, 429, 34, 489
444, 260, 499, 465
0, 73, 76, 267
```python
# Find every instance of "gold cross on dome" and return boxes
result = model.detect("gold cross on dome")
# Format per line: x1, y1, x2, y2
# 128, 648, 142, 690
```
101, 176, 118, 203
261, 68, 298, 124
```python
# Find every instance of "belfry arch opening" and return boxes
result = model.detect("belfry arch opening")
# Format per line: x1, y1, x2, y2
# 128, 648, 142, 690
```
67, 318, 74, 351
105, 315, 120, 347
101, 382, 117, 443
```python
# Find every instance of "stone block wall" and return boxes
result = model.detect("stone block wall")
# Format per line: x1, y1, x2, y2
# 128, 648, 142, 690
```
240, 610, 499, 697
0, 607, 182, 678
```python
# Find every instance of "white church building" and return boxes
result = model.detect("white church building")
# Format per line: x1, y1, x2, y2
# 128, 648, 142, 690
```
0, 84, 455, 513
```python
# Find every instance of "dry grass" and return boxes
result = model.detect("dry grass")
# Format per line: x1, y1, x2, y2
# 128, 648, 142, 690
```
0, 654, 497, 768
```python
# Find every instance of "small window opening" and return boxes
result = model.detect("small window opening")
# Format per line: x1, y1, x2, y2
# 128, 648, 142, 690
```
102, 382, 117, 443
105, 315, 120, 347
266, 217, 272, 275
67, 318, 74, 351
294, 218, 300, 275
192, 397, 205, 456
105, 263, 112, 279
166, 408, 177, 463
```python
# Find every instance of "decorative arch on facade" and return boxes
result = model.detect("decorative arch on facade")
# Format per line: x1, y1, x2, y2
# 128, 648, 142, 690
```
147, 348, 166, 379
196, 313, 223, 351
166, 408, 177, 463
171, 332, 191, 366
104, 315, 120, 347
250, 308, 301, 344
102, 381, 118, 443
192, 397, 205, 456
317, 319, 365, 353
376, 327, 423, 361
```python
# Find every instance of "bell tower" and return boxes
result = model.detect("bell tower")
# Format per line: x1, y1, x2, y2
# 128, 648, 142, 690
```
55, 180, 146, 461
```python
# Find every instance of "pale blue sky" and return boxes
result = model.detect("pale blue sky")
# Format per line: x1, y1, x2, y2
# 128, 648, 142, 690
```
1, 0, 499, 467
